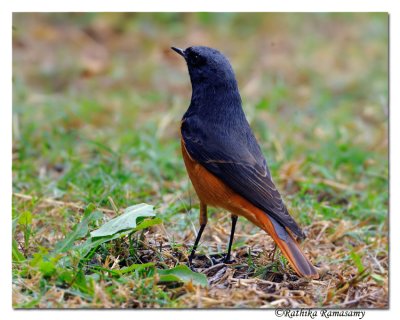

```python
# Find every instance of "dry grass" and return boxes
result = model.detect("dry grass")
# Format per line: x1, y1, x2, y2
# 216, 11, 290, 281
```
13, 193, 388, 308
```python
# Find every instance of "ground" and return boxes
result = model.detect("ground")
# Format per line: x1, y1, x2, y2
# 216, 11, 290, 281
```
12, 13, 388, 308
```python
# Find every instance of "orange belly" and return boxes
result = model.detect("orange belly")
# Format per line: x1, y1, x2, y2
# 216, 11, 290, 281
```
181, 139, 271, 231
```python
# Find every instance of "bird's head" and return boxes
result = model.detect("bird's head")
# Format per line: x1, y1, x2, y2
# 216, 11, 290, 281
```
171, 46, 237, 89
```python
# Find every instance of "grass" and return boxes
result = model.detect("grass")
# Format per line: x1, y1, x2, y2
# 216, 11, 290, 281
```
12, 13, 388, 308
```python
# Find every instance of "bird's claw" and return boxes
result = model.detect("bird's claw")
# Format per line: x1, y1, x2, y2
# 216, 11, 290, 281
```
211, 254, 236, 265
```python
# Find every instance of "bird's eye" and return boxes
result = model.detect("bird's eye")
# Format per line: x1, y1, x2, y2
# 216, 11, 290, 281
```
190, 53, 205, 66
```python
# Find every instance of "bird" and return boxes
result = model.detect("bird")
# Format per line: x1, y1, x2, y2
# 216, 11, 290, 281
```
171, 45, 319, 279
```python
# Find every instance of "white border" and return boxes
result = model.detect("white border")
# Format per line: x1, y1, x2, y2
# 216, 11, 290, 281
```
1, 1, 397, 320
2, 0, 397, 12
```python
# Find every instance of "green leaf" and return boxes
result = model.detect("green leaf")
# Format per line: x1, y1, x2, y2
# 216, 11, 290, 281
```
76, 231, 128, 257
18, 211, 32, 225
39, 261, 56, 277
57, 270, 74, 283
371, 273, 385, 284
134, 217, 162, 231
90, 203, 154, 237
54, 204, 102, 253
350, 250, 365, 273
76, 217, 160, 258
15, 298, 41, 309
29, 247, 49, 267
12, 239, 25, 262
88, 265, 121, 276
73, 269, 94, 295
117, 262, 155, 275
77, 211, 160, 258
157, 265, 208, 287
12, 218, 18, 233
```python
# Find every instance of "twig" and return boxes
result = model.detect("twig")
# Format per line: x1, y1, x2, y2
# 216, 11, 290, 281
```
230, 277, 280, 287
108, 196, 119, 214
316, 222, 330, 241
208, 266, 227, 284
203, 263, 225, 274
371, 255, 385, 274
336, 293, 372, 306
12, 192, 115, 214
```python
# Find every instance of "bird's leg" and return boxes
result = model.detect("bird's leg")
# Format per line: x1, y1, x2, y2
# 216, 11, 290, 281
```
223, 214, 238, 263
188, 202, 208, 265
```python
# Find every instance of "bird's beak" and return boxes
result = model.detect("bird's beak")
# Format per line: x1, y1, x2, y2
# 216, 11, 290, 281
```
171, 47, 186, 59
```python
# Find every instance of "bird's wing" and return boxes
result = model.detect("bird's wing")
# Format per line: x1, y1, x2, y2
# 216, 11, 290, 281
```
181, 116, 305, 239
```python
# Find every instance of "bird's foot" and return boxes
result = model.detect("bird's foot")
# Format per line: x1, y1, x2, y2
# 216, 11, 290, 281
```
186, 254, 210, 270
210, 254, 236, 265
187, 261, 197, 271
223, 257, 236, 264
186, 255, 196, 270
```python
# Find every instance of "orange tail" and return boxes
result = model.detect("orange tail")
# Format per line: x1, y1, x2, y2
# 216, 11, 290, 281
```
256, 213, 319, 279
